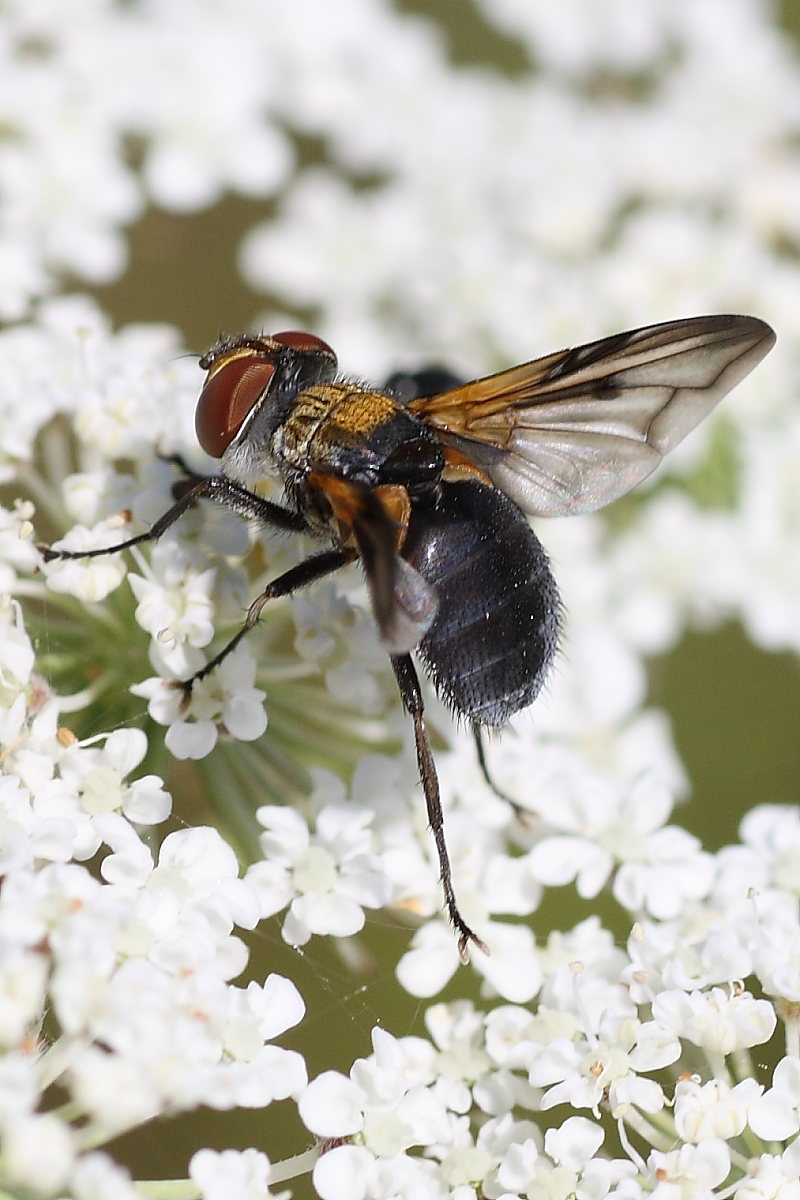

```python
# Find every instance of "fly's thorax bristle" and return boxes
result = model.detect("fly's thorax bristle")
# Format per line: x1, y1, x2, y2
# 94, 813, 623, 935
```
275, 384, 401, 468
325, 385, 400, 436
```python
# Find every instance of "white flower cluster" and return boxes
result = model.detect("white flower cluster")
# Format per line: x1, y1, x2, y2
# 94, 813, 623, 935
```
1, 297, 390, 782
4, 547, 800, 1194
0, 594, 305, 1197
0, 0, 799, 1196
239, 0, 800, 372
0, 0, 292, 319
298, 973, 798, 1200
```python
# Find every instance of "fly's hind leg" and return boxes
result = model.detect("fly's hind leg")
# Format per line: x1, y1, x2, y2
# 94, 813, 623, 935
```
472, 724, 529, 819
391, 654, 489, 962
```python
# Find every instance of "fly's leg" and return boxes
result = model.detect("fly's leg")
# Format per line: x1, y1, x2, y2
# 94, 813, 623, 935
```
472, 724, 529, 818
160, 452, 205, 484
39, 471, 351, 698
175, 548, 354, 697
391, 654, 489, 962
39, 474, 309, 564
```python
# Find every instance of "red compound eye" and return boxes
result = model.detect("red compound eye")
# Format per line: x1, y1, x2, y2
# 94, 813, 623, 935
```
195, 354, 276, 458
272, 330, 335, 356
194, 332, 336, 458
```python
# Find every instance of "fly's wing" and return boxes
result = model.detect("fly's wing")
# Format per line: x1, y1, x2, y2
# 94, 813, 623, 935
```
410, 315, 775, 516
308, 472, 438, 654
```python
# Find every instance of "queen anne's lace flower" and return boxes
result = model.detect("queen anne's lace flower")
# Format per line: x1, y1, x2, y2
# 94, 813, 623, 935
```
1, 1, 799, 1197
247, 801, 392, 944
133, 644, 268, 759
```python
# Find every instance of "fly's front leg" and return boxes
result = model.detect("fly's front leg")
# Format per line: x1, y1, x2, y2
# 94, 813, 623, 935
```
40, 473, 309, 563
202, 476, 310, 531
159, 452, 206, 487
390, 654, 489, 962
175, 547, 355, 699
40, 476, 221, 562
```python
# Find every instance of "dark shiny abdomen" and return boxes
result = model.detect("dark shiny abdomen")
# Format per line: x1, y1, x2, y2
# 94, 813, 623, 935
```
402, 480, 560, 726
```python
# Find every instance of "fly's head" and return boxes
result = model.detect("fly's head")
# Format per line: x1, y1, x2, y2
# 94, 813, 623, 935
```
195, 331, 337, 487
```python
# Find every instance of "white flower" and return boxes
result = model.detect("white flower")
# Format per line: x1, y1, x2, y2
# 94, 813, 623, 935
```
674, 1076, 763, 1143
40, 522, 129, 602
0, 947, 49, 1044
299, 1028, 446, 1149
527, 775, 714, 919
189, 1147, 275, 1200
624, 917, 757, 998
0, 597, 34, 694
494, 1111, 638, 1198
1, 1112, 76, 1194
652, 987, 777, 1056
67, 1045, 162, 1135
69, 1152, 140, 1200
222, 976, 306, 1061
0, 859, 102, 951
437, 1139, 495, 1192
544, 1114, 603, 1167
247, 803, 391, 944
739, 806, 800, 898
128, 544, 217, 667
0, 500, 39, 591
148, 826, 261, 933
0, 1053, 39, 1121
734, 1148, 800, 1200
754, 932, 800, 1008
0, 811, 306, 1136
749, 1058, 800, 1142
397, 911, 541, 1003
528, 1024, 667, 1118
482, 1004, 544, 1074
648, 1139, 731, 1197
60, 469, 119, 526
424, 1001, 491, 1105
132, 643, 267, 759
310, 1142, 446, 1200
538, 918, 630, 1006
2, 723, 171, 868
59, 728, 171, 825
